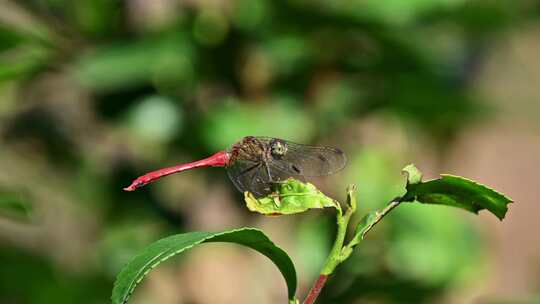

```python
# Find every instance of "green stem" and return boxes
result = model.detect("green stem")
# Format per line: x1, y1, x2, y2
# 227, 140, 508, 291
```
360, 199, 401, 239
320, 207, 347, 275
320, 185, 356, 275
341, 198, 402, 261
303, 187, 405, 304
302, 204, 349, 304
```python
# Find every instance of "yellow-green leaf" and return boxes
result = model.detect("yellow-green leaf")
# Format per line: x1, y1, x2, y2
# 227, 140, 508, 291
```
244, 178, 338, 215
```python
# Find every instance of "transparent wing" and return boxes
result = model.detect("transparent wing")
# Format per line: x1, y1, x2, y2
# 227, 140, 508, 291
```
263, 138, 347, 177
227, 159, 273, 197
227, 137, 346, 197
267, 161, 305, 182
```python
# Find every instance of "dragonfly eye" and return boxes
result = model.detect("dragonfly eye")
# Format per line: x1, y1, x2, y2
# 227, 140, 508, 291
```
270, 141, 288, 158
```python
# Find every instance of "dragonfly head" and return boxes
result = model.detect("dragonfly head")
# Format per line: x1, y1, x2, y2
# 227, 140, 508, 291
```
270, 139, 288, 158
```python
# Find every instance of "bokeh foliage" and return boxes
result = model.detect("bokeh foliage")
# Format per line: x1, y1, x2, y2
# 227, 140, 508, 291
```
0, 0, 532, 303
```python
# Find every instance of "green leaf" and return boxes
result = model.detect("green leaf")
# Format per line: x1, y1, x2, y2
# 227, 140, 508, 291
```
201, 98, 316, 151
400, 164, 513, 220
0, 44, 50, 81
0, 190, 32, 221
244, 178, 338, 215
402, 163, 423, 185
76, 34, 194, 92
354, 211, 378, 239
111, 228, 297, 304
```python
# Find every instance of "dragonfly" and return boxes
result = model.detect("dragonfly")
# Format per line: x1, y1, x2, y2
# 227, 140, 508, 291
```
124, 136, 347, 197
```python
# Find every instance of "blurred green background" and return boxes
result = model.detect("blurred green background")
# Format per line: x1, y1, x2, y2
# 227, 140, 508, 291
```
0, 0, 539, 303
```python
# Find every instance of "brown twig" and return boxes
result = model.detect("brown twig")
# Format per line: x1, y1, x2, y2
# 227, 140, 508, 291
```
302, 274, 328, 304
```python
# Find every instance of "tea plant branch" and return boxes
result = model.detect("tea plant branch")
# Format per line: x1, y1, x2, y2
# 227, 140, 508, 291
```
301, 161, 514, 304
320, 185, 356, 275
302, 188, 403, 304
302, 274, 328, 304
303, 201, 348, 304
341, 197, 402, 257
359, 199, 401, 238
116, 164, 513, 304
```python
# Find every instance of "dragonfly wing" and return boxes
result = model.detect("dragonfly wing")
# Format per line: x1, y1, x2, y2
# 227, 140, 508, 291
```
227, 160, 273, 197
269, 141, 347, 177
227, 137, 346, 196
267, 161, 305, 182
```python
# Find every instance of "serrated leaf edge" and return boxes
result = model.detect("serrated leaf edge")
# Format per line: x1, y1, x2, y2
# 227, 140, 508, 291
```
440, 174, 513, 203
112, 227, 279, 304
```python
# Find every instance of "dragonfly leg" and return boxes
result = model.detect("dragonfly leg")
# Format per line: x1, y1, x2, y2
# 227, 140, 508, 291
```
234, 163, 261, 190
264, 161, 272, 181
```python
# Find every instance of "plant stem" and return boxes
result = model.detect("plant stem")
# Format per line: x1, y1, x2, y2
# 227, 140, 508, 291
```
303, 194, 403, 304
302, 205, 347, 304
321, 186, 358, 275
302, 275, 328, 304
361, 198, 401, 239
341, 198, 402, 261
303, 186, 357, 304
320, 207, 348, 275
